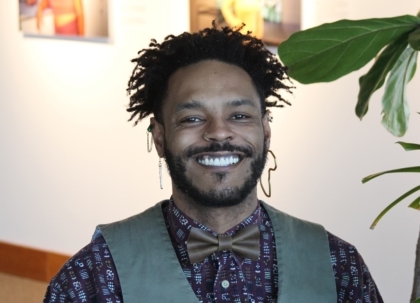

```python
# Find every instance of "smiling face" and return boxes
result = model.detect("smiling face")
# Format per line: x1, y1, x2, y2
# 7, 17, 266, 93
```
152, 60, 271, 208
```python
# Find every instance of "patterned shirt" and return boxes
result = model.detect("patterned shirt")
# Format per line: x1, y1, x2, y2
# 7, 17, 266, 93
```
43, 201, 384, 303
164, 201, 277, 302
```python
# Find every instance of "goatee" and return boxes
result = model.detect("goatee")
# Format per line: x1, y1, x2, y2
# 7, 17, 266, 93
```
163, 140, 268, 208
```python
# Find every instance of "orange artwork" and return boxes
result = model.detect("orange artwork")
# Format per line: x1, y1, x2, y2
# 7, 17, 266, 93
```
19, 0, 109, 40
221, 0, 264, 39
36, 0, 85, 36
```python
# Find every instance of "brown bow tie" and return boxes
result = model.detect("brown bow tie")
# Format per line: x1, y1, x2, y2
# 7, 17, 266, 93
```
186, 224, 260, 264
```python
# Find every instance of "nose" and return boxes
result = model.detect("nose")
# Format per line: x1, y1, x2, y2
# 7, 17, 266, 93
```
203, 120, 235, 142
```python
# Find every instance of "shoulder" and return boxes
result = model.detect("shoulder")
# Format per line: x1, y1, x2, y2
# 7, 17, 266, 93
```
98, 201, 167, 235
43, 234, 122, 303
327, 232, 384, 303
261, 203, 384, 302
261, 202, 327, 240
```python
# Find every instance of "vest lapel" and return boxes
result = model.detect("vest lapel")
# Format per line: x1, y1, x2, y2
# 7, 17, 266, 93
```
262, 202, 337, 303
99, 201, 198, 303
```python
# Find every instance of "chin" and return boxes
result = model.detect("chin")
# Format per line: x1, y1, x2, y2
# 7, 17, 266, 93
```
182, 178, 257, 208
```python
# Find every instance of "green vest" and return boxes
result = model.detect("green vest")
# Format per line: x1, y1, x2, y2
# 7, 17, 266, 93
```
98, 201, 336, 302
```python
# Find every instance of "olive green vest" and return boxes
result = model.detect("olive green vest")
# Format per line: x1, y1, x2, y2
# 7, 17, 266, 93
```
98, 201, 336, 302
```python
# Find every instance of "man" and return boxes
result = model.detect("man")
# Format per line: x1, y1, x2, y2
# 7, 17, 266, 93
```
44, 25, 383, 303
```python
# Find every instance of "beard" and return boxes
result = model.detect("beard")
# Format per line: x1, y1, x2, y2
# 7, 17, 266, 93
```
163, 140, 268, 208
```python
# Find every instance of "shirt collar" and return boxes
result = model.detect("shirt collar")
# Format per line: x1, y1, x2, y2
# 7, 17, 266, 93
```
166, 198, 261, 248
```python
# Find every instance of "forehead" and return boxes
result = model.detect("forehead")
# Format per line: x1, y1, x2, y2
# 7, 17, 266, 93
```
162, 60, 261, 115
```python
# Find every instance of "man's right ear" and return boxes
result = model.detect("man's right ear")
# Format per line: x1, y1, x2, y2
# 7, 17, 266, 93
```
150, 117, 165, 158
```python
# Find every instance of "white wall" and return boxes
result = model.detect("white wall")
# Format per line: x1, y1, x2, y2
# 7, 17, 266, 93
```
1, 0, 419, 302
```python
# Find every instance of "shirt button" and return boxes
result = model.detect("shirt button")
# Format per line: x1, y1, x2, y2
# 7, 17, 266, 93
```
221, 280, 230, 289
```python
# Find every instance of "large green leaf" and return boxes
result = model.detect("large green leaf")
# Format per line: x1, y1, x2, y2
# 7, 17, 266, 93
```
381, 46, 418, 136
408, 27, 420, 50
277, 15, 420, 83
396, 141, 420, 151
356, 33, 409, 119
412, 298, 420, 303
362, 166, 420, 183
370, 185, 420, 229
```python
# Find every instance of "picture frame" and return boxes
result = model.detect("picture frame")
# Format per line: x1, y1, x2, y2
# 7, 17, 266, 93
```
18, 0, 109, 42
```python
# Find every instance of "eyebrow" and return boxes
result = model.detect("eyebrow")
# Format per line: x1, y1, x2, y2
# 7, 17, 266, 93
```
226, 99, 256, 108
174, 98, 256, 113
175, 100, 204, 113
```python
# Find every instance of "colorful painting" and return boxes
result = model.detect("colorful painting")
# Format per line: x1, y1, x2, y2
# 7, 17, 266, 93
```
190, 0, 300, 45
19, 0, 109, 40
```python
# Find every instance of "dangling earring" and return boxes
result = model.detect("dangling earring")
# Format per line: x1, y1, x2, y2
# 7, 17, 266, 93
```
260, 150, 277, 198
159, 157, 163, 189
147, 125, 153, 153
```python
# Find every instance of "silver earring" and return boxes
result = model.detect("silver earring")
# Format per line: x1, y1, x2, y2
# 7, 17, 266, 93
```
147, 132, 153, 152
159, 158, 163, 189
147, 125, 153, 153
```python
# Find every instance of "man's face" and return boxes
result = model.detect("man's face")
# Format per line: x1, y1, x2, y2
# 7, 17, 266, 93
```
153, 60, 271, 207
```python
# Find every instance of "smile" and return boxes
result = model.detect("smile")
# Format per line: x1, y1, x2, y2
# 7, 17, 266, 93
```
197, 155, 240, 167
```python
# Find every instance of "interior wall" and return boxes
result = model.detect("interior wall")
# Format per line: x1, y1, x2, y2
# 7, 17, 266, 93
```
1, 1, 419, 302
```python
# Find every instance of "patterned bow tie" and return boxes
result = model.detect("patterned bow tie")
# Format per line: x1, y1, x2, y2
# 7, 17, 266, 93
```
186, 224, 260, 264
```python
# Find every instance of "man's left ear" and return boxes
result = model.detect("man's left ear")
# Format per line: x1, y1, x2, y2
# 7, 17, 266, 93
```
262, 110, 272, 148
150, 117, 165, 158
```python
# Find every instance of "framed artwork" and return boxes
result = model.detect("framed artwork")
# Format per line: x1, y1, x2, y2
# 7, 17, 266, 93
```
189, 0, 300, 45
18, 0, 109, 41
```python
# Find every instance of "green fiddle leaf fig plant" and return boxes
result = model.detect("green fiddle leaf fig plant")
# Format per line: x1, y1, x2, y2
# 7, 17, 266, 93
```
278, 15, 420, 136
360, 114, 420, 228
277, 11, 420, 302
362, 148, 420, 229
380, 46, 417, 136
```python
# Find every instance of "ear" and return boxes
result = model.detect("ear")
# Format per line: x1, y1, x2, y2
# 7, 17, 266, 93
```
150, 117, 165, 158
262, 110, 272, 149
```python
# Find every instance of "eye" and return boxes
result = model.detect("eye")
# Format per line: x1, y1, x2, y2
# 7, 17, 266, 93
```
231, 114, 250, 120
180, 117, 203, 123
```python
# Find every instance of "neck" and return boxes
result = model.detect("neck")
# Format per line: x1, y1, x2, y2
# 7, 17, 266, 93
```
171, 186, 259, 234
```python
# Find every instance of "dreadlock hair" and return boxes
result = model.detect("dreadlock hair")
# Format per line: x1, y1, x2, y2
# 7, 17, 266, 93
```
126, 23, 292, 125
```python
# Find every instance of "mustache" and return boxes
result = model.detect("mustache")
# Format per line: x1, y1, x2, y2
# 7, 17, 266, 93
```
184, 142, 253, 158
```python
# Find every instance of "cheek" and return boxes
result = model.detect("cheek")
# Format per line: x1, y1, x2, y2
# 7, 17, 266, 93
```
239, 129, 265, 149
166, 132, 201, 156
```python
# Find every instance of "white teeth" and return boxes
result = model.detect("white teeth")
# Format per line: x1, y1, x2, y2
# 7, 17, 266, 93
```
198, 156, 240, 167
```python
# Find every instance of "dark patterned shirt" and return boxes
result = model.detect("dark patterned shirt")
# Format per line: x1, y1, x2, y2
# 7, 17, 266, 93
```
164, 201, 277, 302
43, 201, 383, 303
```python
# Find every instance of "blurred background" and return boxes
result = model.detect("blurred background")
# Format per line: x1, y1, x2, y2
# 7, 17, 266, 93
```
1, 0, 419, 302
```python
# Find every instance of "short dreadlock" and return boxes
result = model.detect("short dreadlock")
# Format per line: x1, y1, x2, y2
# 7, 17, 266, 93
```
127, 23, 292, 125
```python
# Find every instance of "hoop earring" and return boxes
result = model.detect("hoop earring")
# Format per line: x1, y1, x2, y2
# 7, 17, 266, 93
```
260, 150, 277, 198
147, 125, 153, 153
203, 132, 211, 142
159, 158, 163, 189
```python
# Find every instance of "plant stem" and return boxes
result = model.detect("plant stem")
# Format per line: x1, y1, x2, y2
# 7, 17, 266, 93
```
411, 228, 420, 302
